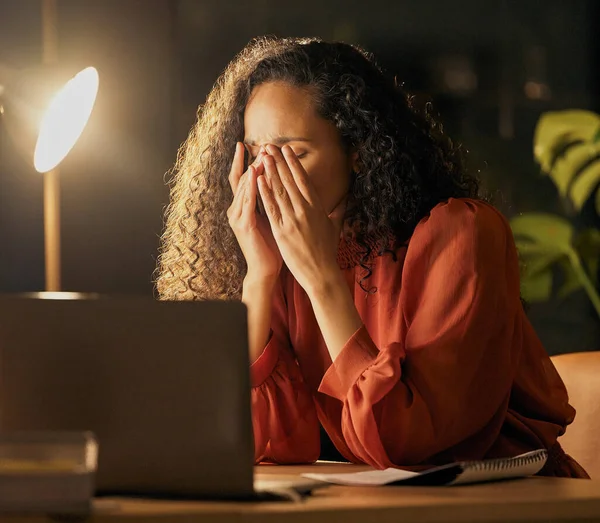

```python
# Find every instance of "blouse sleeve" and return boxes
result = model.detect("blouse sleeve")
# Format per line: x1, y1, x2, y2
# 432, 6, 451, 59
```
250, 274, 320, 464
318, 198, 522, 468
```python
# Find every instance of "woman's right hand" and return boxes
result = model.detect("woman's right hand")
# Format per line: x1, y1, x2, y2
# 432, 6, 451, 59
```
227, 142, 283, 283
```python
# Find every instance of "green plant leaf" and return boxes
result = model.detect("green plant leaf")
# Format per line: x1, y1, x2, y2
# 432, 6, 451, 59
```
511, 213, 575, 253
549, 141, 600, 211
556, 257, 583, 299
519, 249, 563, 276
534, 110, 600, 173
521, 269, 553, 302
516, 245, 565, 302
569, 159, 600, 212
509, 213, 600, 313
516, 246, 581, 302
511, 213, 575, 303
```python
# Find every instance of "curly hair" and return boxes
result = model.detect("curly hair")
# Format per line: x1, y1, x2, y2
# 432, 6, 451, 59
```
156, 36, 480, 301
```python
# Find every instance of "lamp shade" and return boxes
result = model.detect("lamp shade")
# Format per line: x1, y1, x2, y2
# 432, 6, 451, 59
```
0, 64, 99, 172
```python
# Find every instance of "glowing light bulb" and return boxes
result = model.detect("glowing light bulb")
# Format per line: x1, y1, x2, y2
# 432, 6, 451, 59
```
33, 66, 99, 173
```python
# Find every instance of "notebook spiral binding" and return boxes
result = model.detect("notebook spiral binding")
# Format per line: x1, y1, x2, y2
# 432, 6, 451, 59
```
464, 449, 548, 472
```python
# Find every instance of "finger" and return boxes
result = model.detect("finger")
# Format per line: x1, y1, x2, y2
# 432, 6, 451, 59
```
263, 151, 294, 218
229, 164, 253, 220
229, 142, 245, 194
241, 165, 258, 222
231, 146, 266, 205
265, 144, 304, 208
257, 174, 283, 228
254, 151, 266, 178
254, 146, 269, 187
281, 145, 317, 205
257, 159, 270, 188
229, 176, 247, 222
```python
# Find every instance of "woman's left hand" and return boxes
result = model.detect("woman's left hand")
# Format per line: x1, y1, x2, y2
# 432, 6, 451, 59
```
257, 144, 345, 295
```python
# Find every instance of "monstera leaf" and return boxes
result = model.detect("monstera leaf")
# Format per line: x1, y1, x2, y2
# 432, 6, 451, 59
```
534, 110, 600, 215
510, 213, 600, 318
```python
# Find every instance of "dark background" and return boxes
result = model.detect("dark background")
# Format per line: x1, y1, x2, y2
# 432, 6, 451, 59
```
0, 0, 598, 354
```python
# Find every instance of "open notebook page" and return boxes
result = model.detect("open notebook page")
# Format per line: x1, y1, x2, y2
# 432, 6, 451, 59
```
302, 450, 548, 486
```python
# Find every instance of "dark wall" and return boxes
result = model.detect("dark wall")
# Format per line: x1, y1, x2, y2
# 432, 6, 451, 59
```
0, 0, 43, 292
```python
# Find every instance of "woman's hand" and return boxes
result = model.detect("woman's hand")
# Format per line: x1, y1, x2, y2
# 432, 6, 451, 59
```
257, 144, 345, 295
227, 142, 283, 284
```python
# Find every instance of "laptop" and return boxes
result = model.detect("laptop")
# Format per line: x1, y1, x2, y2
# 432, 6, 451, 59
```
0, 293, 320, 499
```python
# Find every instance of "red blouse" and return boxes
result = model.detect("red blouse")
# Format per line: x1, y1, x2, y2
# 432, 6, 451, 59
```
250, 197, 588, 477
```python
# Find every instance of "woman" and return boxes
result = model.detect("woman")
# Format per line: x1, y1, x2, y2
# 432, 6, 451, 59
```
157, 36, 588, 477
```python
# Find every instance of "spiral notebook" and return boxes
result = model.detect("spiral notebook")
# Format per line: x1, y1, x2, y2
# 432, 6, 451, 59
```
302, 450, 548, 486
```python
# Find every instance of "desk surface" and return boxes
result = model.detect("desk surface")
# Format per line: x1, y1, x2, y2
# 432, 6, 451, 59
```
5, 464, 600, 523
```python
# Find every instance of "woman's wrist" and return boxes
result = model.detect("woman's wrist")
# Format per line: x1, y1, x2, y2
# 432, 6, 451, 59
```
304, 265, 344, 300
243, 273, 278, 293
242, 274, 278, 364
305, 269, 363, 361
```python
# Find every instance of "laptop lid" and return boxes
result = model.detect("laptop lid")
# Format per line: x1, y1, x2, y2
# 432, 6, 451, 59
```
0, 294, 254, 499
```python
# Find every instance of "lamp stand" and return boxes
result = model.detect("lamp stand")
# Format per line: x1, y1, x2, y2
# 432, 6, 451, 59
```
44, 168, 61, 291
42, 0, 61, 291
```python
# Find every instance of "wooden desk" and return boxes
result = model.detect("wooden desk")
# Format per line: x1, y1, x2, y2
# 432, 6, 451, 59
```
4, 464, 600, 523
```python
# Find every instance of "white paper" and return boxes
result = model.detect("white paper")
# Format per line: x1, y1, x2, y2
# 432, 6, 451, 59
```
301, 450, 547, 487
302, 467, 419, 486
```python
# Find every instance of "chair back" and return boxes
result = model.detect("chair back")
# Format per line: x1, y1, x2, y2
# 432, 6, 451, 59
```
551, 351, 600, 479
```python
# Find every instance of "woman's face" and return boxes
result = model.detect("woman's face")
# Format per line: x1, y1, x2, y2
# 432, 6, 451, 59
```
243, 81, 355, 215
